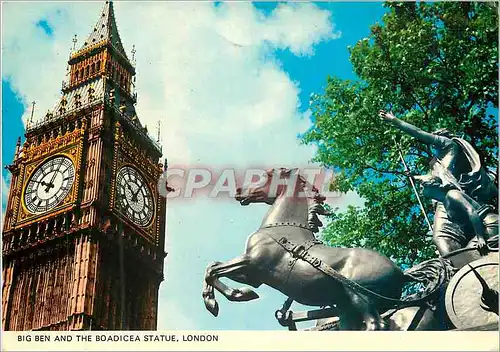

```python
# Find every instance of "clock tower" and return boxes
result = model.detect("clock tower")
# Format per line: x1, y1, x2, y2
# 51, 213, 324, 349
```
2, 1, 167, 330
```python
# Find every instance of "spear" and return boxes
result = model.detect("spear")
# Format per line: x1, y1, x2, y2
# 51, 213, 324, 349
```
394, 139, 434, 233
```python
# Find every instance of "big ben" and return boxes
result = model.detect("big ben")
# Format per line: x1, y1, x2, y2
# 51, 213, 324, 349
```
2, 1, 167, 331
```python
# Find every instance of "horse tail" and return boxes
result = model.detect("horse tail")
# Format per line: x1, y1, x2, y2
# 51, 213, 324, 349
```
401, 258, 457, 302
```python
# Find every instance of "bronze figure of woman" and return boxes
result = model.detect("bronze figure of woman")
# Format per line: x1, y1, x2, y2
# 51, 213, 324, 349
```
379, 110, 497, 256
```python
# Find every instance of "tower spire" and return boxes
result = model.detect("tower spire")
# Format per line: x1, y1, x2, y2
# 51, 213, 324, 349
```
78, 0, 129, 61
156, 120, 161, 142
28, 101, 36, 125
131, 44, 136, 64
72, 34, 78, 51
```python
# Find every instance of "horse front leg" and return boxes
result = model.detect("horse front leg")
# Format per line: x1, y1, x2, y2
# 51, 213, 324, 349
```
203, 256, 260, 317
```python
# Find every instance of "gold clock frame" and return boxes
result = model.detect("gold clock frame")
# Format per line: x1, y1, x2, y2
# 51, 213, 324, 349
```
109, 122, 162, 245
13, 126, 85, 228
20, 153, 77, 216
113, 163, 157, 230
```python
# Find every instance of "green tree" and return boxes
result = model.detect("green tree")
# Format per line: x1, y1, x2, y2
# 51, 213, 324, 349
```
303, 2, 498, 266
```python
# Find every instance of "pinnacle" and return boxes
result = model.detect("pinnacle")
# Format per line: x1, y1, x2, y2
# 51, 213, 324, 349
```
77, 1, 129, 60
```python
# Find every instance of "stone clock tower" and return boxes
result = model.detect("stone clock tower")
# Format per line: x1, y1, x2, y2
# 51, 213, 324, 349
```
2, 1, 167, 331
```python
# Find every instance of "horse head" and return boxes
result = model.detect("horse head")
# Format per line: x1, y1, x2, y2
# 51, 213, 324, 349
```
235, 168, 303, 205
235, 167, 331, 233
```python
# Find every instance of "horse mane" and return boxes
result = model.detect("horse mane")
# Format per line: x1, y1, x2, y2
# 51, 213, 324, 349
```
295, 172, 331, 233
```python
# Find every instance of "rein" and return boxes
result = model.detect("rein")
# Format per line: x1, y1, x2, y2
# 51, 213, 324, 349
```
268, 232, 449, 310
262, 222, 311, 231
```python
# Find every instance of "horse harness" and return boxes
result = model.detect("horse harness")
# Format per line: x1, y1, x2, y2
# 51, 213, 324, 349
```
265, 224, 446, 309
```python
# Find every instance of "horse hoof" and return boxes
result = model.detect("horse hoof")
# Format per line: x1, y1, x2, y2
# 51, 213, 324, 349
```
232, 288, 260, 302
205, 298, 219, 317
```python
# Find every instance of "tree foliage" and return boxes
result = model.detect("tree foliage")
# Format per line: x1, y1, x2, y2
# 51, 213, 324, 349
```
303, 2, 498, 266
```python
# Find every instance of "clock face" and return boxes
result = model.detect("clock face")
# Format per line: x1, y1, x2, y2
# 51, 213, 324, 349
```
24, 156, 75, 214
115, 166, 154, 227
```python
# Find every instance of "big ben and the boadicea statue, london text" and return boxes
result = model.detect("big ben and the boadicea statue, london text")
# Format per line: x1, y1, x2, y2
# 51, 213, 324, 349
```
2, 1, 167, 331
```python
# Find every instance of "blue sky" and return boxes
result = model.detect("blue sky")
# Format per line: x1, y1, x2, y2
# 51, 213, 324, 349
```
2, 2, 386, 330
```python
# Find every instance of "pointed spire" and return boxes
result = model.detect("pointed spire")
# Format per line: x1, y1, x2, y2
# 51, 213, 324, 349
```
156, 120, 161, 142
28, 101, 36, 125
79, 1, 129, 60
72, 34, 78, 51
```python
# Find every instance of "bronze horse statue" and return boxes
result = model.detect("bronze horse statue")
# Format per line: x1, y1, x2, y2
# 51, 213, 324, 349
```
202, 168, 454, 330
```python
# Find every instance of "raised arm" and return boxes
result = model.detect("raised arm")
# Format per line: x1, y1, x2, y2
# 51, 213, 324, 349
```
379, 110, 450, 148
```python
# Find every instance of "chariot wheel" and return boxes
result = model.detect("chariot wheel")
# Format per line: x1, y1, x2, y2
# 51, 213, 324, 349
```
445, 252, 499, 330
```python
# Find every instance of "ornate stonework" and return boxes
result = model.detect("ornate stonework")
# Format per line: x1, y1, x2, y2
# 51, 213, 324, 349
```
15, 125, 86, 227
2, 1, 167, 331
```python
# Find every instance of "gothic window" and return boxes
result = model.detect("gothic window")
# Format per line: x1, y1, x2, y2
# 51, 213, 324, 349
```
85, 66, 89, 77
97, 61, 101, 71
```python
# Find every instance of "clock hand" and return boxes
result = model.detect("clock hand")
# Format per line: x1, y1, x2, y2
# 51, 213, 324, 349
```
126, 182, 135, 197
125, 182, 141, 203
31, 180, 48, 186
45, 162, 63, 192
132, 184, 143, 202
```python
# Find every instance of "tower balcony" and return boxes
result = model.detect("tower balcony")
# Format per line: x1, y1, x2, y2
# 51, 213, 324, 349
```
26, 99, 102, 134
107, 101, 162, 155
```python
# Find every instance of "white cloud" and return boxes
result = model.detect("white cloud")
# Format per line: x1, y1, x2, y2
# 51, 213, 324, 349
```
2, 3, 98, 124
114, 2, 338, 164
2, 2, 337, 164
213, 2, 341, 55
2, 2, 338, 163
2, 2, 350, 330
